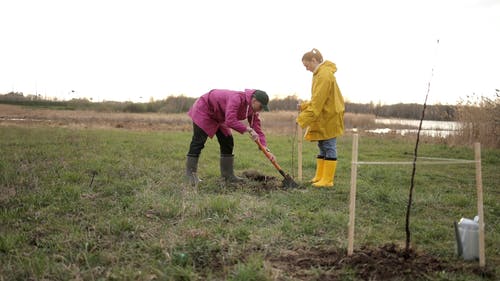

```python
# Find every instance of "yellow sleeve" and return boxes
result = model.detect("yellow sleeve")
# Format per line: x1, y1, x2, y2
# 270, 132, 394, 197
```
297, 71, 332, 128
299, 101, 310, 111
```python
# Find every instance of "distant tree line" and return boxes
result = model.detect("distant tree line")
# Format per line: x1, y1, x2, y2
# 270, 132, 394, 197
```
269, 95, 456, 121
346, 102, 456, 121
122, 96, 195, 113
0, 92, 197, 113
1, 91, 457, 121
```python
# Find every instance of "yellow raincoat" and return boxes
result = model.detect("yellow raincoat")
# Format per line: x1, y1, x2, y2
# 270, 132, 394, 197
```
297, 60, 345, 141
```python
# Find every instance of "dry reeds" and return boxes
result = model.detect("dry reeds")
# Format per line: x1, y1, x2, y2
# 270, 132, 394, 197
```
344, 113, 376, 130
259, 111, 376, 135
0, 104, 378, 135
449, 93, 499, 149
0, 104, 192, 131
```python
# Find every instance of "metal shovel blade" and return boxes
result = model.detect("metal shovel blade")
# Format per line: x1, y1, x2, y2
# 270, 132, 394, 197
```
252, 136, 299, 188
278, 169, 299, 189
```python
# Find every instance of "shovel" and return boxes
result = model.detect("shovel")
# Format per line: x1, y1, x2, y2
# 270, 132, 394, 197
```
253, 138, 299, 188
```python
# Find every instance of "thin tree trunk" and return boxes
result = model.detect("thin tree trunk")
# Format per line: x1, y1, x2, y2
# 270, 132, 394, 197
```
405, 101, 427, 252
405, 39, 439, 252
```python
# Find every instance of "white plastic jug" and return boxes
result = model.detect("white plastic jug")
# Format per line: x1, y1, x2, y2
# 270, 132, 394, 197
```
454, 216, 479, 261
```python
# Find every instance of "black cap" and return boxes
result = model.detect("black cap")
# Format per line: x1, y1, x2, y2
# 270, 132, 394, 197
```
253, 90, 269, 111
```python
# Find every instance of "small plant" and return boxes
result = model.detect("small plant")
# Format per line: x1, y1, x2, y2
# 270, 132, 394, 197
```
229, 254, 271, 281
179, 237, 224, 270
198, 195, 239, 220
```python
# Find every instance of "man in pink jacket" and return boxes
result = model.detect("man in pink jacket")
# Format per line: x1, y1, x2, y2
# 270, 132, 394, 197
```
186, 89, 273, 185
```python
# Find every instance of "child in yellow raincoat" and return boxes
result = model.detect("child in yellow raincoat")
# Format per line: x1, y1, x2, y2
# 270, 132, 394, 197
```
297, 48, 345, 187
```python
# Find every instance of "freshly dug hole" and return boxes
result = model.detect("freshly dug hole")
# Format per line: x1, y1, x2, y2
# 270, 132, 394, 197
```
241, 170, 282, 191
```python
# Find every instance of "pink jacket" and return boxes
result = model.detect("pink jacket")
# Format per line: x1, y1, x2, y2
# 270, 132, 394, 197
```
188, 89, 267, 146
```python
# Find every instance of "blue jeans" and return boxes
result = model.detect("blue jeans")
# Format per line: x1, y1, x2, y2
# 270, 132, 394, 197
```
318, 138, 337, 160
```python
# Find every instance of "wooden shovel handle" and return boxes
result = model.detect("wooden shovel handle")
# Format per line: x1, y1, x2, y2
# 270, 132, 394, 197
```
254, 138, 283, 171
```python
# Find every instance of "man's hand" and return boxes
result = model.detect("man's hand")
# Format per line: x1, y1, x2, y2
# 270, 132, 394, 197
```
247, 127, 259, 141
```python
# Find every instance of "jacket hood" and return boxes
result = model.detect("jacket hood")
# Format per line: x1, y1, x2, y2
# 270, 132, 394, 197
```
315, 60, 337, 74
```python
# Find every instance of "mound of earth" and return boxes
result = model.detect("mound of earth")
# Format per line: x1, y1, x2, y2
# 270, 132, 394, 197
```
268, 243, 495, 280
241, 170, 282, 191
240, 170, 301, 191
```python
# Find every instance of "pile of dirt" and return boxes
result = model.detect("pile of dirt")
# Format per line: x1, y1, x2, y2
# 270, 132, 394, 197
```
268, 243, 495, 280
241, 170, 283, 191
240, 170, 301, 191
344, 244, 448, 280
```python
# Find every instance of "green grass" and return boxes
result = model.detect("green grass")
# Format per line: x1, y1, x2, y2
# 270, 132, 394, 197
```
0, 126, 498, 280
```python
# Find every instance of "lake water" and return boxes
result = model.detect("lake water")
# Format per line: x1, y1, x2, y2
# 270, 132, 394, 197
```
368, 118, 461, 138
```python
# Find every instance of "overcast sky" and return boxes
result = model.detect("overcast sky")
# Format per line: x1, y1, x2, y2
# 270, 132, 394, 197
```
1, 0, 499, 104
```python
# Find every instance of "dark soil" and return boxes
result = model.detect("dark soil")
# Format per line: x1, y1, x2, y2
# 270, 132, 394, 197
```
241, 170, 286, 191
241, 170, 302, 191
267, 243, 495, 281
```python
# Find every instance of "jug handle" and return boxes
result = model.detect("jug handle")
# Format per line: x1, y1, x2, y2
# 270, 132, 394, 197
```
454, 221, 463, 257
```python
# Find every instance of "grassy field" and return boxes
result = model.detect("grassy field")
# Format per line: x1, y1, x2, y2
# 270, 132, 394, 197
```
0, 115, 499, 280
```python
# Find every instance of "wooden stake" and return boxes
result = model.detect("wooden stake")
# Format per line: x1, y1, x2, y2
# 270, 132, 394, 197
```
348, 134, 359, 256
474, 142, 486, 267
297, 124, 303, 181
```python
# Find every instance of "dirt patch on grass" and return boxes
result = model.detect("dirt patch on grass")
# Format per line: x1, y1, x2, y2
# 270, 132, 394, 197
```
242, 170, 281, 190
241, 170, 301, 191
268, 243, 495, 280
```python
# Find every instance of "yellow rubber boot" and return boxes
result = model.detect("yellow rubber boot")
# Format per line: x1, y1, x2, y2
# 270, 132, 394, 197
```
312, 160, 337, 188
311, 158, 325, 183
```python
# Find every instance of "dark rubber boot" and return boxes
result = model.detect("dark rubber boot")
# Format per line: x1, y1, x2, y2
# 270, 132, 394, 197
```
186, 155, 202, 186
220, 154, 245, 183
